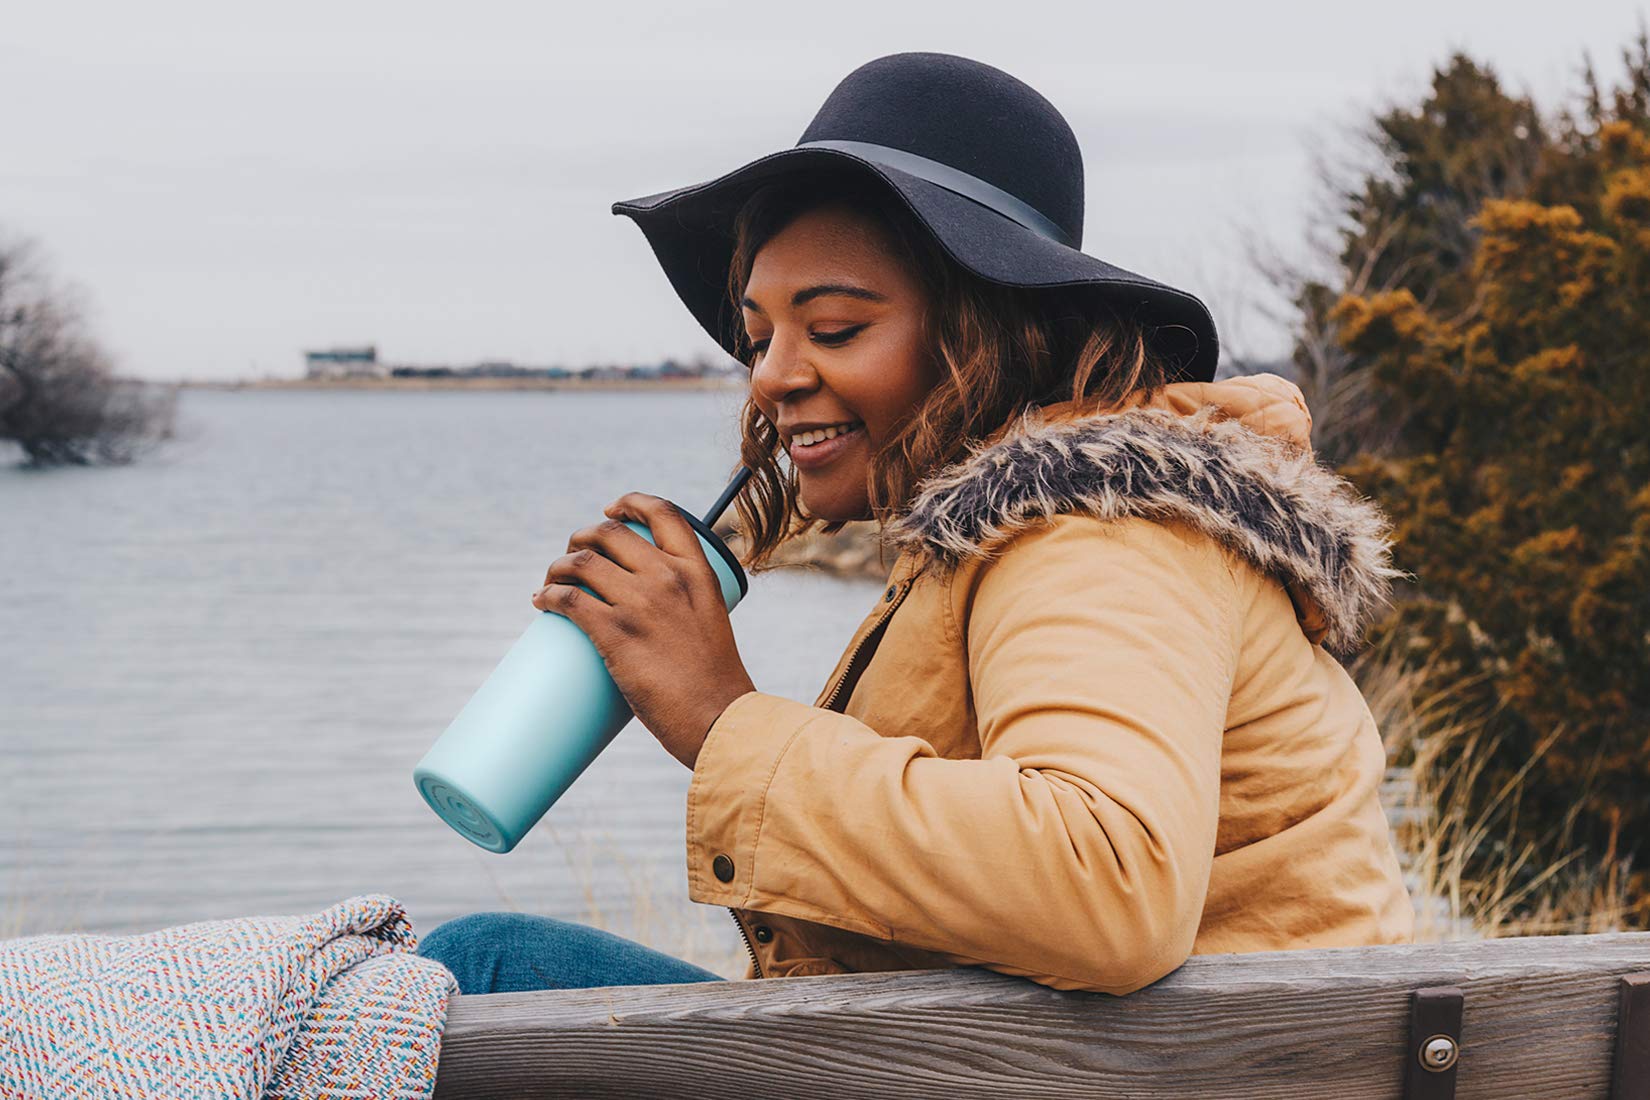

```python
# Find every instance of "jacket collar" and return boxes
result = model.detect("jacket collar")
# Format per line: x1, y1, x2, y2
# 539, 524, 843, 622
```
883, 373, 1406, 657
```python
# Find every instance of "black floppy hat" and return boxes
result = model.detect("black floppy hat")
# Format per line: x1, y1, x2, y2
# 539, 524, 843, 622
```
612, 51, 1220, 385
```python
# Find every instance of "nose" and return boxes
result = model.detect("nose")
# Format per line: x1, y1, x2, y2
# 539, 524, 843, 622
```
748, 329, 819, 408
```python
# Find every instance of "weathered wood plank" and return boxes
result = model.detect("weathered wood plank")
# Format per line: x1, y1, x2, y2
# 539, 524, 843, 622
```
433, 932, 1650, 1099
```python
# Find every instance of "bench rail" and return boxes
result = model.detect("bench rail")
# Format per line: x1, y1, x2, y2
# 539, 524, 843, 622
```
433, 931, 1650, 1099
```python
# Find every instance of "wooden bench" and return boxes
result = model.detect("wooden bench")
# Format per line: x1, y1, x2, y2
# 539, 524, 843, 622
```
433, 931, 1650, 1098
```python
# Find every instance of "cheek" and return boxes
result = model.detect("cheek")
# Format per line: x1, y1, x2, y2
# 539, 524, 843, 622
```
878, 323, 939, 415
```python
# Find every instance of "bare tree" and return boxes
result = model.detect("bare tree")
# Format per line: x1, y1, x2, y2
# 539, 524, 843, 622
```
1238, 124, 1411, 464
0, 234, 176, 467
1237, 54, 1552, 466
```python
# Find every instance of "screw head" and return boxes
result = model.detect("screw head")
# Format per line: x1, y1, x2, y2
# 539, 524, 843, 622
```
1420, 1035, 1459, 1072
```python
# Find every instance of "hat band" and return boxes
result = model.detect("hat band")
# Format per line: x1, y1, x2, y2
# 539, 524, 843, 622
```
794, 139, 1078, 250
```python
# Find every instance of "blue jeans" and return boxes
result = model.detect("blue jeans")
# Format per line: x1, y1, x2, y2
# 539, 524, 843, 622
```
416, 911, 727, 994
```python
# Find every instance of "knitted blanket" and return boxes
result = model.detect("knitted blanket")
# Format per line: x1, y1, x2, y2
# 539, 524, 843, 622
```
0, 894, 457, 1100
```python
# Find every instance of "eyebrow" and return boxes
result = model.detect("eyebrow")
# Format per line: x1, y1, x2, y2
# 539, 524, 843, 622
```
741, 283, 889, 315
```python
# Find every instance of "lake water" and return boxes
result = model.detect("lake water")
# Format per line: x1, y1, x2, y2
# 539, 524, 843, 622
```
0, 388, 886, 976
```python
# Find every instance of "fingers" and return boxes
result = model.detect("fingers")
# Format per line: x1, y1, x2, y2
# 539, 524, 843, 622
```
531, 581, 615, 640
551, 493, 720, 623
564, 515, 660, 573
537, 547, 631, 606
602, 492, 705, 562
601, 492, 721, 602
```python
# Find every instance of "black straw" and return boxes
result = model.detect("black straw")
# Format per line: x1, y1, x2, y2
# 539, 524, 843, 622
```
701, 466, 754, 528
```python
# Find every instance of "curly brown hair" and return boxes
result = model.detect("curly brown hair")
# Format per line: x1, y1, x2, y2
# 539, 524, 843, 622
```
724, 167, 1173, 572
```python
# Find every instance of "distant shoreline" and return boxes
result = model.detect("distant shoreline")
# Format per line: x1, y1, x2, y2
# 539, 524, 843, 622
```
181, 376, 746, 393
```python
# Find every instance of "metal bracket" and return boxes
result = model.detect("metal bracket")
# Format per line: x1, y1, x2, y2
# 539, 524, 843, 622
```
1613, 973, 1650, 1100
1404, 986, 1464, 1100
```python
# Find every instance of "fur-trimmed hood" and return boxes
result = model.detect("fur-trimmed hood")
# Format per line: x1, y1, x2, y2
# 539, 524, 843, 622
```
883, 373, 1407, 657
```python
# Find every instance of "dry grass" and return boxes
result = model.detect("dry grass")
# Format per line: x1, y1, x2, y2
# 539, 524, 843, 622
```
1353, 640, 1635, 942
535, 821, 751, 979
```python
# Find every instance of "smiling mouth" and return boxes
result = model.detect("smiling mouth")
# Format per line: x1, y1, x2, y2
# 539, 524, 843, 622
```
788, 421, 865, 466
790, 421, 863, 449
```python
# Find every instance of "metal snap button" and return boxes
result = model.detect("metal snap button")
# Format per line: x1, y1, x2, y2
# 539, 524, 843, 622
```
712, 854, 735, 883
753, 925, 773, 943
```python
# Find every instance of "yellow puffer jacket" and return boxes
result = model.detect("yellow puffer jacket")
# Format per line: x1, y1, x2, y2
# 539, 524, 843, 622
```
690, 372, 1415, 994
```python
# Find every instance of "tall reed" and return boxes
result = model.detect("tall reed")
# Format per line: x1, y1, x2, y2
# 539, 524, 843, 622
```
1353, 637, 1634, 941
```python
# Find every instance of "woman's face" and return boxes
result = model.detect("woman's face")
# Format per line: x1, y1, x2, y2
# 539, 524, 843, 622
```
742, 201, 941, 523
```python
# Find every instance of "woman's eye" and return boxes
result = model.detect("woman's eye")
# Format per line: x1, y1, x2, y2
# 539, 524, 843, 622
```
748, 325, 866, 356
812, 325, 866, 346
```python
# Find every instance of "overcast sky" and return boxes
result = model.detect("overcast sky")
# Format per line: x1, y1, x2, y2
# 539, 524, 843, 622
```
3, 1, 1644, 381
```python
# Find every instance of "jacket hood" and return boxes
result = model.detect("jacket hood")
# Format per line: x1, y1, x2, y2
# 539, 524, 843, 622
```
883, 373, 1407, 657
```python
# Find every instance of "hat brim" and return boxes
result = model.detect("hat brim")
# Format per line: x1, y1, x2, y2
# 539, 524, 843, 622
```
612, 146, 1219, 384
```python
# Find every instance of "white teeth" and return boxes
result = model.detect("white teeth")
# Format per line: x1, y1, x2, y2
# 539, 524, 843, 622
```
795, 422, 859, 447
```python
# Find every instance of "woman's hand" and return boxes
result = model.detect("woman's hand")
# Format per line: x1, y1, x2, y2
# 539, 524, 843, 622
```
532, 491, 756, 770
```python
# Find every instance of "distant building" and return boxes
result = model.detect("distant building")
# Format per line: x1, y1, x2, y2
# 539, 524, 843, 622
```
304, 346, 383, 379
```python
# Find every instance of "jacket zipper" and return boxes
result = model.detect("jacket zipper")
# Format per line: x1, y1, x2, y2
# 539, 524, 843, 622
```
820, 575, 913, 712
729, 907, 763, 979
727, 573, 914, 978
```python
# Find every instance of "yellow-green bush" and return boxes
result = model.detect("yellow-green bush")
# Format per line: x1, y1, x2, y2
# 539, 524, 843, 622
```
1309, 28, 1650, 919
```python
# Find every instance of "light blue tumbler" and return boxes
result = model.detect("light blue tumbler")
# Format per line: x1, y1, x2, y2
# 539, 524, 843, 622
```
415, 477, 751, 853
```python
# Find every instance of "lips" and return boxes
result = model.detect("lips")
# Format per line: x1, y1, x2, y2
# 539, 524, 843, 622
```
788, 422, 865, 469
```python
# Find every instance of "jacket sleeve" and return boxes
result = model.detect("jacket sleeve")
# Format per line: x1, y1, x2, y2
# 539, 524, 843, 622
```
683, 514, 1242, 994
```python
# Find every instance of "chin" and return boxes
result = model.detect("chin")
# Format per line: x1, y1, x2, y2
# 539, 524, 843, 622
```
799, 485, 873, 524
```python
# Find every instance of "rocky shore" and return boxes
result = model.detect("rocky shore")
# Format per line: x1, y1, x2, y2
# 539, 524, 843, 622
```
712, 519, 894, 582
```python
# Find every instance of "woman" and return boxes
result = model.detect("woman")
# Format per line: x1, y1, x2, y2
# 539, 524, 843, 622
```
418, 51, 1414, 996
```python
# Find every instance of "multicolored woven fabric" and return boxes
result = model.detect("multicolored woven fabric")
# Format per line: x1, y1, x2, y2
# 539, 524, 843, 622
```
0, 894, 457, 1099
